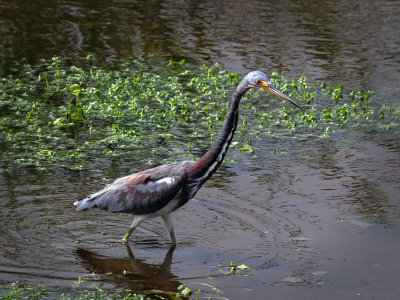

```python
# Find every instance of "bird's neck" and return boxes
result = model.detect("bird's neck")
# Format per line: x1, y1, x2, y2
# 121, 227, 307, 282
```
188, 88, 247, 184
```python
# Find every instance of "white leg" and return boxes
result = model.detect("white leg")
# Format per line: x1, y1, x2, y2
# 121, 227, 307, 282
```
123, 215, 147, 243
162, 213, 177, 245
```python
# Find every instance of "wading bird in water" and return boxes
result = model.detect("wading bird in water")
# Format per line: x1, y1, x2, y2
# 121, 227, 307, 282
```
74, 71, 300, 244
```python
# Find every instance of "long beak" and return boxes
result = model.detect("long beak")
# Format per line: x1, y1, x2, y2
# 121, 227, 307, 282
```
259, 81, 301, 109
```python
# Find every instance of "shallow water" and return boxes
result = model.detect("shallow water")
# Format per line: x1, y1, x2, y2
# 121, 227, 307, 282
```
1, 0, 400, 299
1, 133, 399, 299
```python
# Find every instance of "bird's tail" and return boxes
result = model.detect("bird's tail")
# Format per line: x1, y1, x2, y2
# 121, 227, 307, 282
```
74, 189, 108, 211
73, 196, 92, 211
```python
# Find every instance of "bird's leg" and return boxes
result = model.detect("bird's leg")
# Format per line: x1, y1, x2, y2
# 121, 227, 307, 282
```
123, 215, 146, 243
124, 242, 135, 258
162, 213, 177, 245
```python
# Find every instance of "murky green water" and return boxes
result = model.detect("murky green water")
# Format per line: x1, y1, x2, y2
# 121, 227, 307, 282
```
1, 0, 400, 299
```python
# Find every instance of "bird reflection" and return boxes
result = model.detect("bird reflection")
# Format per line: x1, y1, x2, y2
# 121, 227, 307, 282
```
74, 244, 181, 294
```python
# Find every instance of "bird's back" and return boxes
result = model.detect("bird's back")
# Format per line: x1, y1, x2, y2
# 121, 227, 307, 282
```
74, 160, 195, 215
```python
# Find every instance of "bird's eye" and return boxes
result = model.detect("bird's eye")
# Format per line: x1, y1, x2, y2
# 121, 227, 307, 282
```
256, 80, 262, 85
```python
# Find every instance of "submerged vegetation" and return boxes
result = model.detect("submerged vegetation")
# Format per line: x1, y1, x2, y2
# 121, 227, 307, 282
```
0, 273, 198, 299
0, 280, 194, 300
0, 280, 144, 300
0, 56, 399, 170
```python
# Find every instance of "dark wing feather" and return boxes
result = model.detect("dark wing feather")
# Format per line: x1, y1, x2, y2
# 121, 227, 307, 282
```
74, 161, 194, 215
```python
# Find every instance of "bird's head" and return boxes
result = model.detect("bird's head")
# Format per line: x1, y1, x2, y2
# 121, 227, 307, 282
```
243, 71, 301, 109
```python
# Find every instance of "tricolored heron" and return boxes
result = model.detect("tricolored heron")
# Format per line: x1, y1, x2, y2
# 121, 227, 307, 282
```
74, 71, 300, 244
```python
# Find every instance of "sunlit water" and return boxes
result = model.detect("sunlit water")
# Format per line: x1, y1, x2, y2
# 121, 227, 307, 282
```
1, 0, 400, 299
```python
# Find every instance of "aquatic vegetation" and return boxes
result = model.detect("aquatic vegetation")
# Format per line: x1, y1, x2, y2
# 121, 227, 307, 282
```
0, 57, 398, 170
222, 261, 250, 276
0, 280, 144, 300
0, 278, 195, 300
0, 281, 48, 299
177, 284, 192, 297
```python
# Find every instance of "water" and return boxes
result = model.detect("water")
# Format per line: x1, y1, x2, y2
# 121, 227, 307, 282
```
1, 0, 399, 101
1, 135, 399, 298
1, 0, 400, 299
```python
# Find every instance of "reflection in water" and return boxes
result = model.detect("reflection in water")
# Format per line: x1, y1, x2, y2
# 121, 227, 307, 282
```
0, 138, 399, 298
74, 244, 180, 294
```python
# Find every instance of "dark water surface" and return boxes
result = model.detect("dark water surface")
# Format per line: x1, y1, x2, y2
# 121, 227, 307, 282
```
1, 136, 399, 299
1, 0, 400, 299
1, 0, 400, 101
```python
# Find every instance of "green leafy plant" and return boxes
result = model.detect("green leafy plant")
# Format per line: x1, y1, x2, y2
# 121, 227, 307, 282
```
0, 57, 398, 170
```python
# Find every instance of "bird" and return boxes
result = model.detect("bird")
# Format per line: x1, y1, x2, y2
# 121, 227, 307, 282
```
74, 70, 300, 245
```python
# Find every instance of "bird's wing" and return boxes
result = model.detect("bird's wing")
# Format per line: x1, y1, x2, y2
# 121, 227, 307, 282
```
75, 161, 194, 215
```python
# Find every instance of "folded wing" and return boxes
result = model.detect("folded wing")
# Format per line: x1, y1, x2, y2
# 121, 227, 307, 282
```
74, 161, 193, 215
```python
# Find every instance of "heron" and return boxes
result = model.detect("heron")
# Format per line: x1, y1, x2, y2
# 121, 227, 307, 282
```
74, 70, 300, 244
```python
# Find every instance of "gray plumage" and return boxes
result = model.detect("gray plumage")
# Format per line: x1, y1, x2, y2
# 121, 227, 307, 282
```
74, 161, 194, 215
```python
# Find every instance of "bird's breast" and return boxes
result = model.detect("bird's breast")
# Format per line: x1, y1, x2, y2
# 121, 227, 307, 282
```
152, 196, 181, 217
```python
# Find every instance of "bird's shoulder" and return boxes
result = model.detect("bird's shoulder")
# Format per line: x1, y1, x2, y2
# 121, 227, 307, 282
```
113, 160, 195, 187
